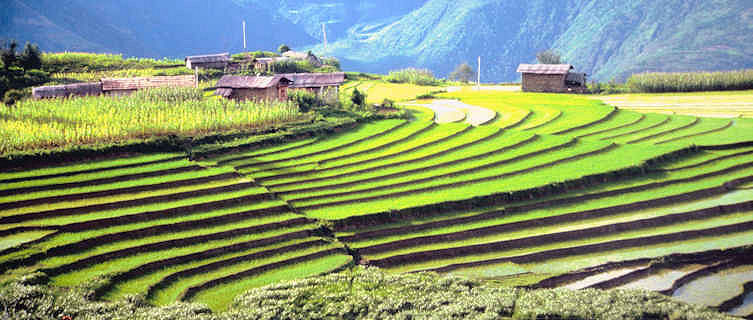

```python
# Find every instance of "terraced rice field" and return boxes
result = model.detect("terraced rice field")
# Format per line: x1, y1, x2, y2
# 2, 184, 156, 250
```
3, 87, 753, 313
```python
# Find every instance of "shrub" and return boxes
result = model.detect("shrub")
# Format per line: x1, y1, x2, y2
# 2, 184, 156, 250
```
385, 68, 441, 86
288, 89, 324, 112
350, 88, 367, 109
3, 88, 26, 105
449, 63, 476, 83
537, 50, 564, 64
321, 57, 341, 70
381, 98, 395, 108
270, 60, 316, 74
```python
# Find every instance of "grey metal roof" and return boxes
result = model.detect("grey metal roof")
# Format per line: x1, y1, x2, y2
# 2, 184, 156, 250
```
517, 64, 574, 75
32, 82, 102, 99
185, 53, 230, 63
216, 75, 293, 89
279, 72, 345, 88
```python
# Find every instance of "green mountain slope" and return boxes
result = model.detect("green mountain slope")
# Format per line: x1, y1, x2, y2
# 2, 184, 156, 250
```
1, 0, 315, 58
314, 0, 753, 81
3, 0, 751, 81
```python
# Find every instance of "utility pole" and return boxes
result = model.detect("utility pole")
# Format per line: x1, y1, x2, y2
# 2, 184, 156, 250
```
477, 56, 481, 90
322, 23, 328, 50
242, 20, 247, 50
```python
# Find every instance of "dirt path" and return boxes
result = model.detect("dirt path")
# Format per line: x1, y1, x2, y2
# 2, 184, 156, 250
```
406, 100, 496, 126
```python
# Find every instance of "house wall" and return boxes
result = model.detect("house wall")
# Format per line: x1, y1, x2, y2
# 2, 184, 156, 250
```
522, 74, 567, 93
232, 86, 289, 102
187, 61, 228, 70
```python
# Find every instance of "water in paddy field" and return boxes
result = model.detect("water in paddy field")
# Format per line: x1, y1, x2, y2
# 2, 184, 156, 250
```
560, 265, 649, 290
672, 264, 753, 307
729, 291, 753, 317
617, 264, 707, 292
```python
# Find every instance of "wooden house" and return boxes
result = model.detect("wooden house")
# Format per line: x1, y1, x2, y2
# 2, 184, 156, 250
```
33, 82, 102, 99
517, 64, 587, 93
214, 75, 293, 101
280, 72, 345, 101
101, 75, 196, 95
185, 53, 231, 70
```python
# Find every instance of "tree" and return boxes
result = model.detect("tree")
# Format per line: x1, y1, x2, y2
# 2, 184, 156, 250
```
20, 43, 42, 70
537, 50, 563, 64
350, 88, 366, 109
449, 63, 476, 83
278, 44, 291, 54
1, 40, 19, 70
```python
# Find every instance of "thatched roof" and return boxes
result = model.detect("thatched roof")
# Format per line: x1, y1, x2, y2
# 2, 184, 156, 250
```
517, 64, 574, 75
215, 75, 293, 89
101, 75, 195, 91
280, 72, 345, 88
185, 53, 230, 64
32, 82, 102, 99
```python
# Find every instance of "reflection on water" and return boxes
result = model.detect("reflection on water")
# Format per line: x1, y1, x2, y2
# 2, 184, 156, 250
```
673, 265, 753, 307
618, 264, 706, 292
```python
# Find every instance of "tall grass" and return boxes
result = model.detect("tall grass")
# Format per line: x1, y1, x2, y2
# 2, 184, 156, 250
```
627, 69, 753, 93
0, 90, 303, 155
384, 68, 441, 86
42, 53, 182, 74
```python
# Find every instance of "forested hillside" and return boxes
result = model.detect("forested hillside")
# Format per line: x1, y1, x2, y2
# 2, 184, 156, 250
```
3, 0, 752, 81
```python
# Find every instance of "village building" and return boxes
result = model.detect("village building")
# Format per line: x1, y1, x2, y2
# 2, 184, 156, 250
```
101, 75, 196, 95
517, 64, 587, 93
185, 53, 231, 70
33, 75, 195, 99
280, 72, 345, 102
214, 75, 293, 101
32, 82, 102, 99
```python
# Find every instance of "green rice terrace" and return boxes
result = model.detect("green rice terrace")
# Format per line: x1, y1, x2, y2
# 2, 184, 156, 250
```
2, 81, 753, 319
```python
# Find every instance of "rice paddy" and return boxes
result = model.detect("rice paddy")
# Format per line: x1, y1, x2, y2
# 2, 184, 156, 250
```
3, 84, 753, 314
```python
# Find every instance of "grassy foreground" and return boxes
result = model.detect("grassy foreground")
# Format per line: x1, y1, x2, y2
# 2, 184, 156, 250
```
0, 267, 736, 320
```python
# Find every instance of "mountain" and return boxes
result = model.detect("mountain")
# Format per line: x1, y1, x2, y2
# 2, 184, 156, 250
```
311, 0, 753, 81
3, 0, 752, 81
0, 0, 315, 58
235, 0, 425, 41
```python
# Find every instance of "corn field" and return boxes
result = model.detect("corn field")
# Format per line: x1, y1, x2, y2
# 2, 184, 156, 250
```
0, 90, 303, 155
626, 69, 753, 93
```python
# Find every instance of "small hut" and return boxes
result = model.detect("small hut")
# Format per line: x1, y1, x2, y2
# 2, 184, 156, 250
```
517, 64, 587, 93
280, 72, 345, 101
32, 82, 103, 99
185, 53, 231, 70
214, 75, 293, 101
101, 75, 196, 95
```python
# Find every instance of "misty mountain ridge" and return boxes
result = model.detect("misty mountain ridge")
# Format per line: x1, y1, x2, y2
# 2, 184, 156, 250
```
3, 0, 752, 81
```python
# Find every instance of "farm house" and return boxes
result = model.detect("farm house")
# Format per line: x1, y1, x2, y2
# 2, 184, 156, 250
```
185, 53, 231, 70
281, 72, 346, 102
32, 82, 102, 99
101, 75, 196, 95
517, 64, 587, 93
214, 75, 293, 101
